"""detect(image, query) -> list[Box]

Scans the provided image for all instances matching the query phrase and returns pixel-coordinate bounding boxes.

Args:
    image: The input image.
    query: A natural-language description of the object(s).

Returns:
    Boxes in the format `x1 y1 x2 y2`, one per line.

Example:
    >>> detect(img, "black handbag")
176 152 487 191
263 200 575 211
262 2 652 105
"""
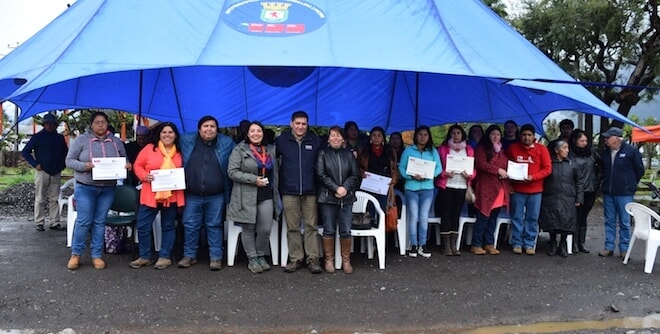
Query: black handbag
351 212 372 230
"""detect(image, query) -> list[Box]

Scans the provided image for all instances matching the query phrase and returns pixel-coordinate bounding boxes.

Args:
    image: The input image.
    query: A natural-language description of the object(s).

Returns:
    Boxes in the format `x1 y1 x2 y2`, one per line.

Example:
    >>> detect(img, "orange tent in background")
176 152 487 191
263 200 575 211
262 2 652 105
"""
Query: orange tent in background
632 125 660 143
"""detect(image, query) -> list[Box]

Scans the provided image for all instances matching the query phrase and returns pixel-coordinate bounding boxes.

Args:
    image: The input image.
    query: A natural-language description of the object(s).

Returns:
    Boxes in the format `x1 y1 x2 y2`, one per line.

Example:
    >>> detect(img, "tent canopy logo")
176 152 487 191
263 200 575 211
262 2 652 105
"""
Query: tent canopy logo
223 0 326 36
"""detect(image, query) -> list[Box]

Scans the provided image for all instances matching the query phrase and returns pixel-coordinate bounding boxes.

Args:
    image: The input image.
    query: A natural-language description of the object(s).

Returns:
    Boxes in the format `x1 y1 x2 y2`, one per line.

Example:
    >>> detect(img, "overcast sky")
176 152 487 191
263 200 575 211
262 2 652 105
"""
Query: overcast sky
0 0 73 57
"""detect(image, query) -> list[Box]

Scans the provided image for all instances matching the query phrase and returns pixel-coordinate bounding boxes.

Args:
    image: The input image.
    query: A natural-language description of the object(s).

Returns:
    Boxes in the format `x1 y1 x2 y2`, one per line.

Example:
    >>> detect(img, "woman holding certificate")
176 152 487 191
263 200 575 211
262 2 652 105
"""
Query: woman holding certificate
227 121 279 274
398 126 442 258
435 124 475 256
471 125 511 255
65 111 131 270
357 126 399 215
129 122 185 270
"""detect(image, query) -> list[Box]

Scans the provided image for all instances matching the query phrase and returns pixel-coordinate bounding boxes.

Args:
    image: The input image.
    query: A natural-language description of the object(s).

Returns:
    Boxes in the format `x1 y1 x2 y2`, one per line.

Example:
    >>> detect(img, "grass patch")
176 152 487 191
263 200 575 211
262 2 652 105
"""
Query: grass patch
0 167 74 190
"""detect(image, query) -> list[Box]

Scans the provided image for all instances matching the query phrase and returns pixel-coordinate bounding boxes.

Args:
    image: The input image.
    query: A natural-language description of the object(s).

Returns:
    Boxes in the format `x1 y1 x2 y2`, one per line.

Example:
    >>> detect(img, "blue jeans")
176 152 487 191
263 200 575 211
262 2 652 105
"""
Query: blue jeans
406 189 434 247
510 192 541 250
472 207 501 247
71 183 116 258
182 193 225 261
320 203 353 239
603 194 632 252
136 204 178 260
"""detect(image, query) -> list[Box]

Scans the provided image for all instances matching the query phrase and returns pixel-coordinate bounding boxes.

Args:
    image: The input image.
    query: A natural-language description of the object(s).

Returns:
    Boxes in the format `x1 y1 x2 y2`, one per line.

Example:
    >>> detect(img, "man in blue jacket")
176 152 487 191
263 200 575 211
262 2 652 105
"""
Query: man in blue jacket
599 127 644 258
178 115 235 271
21 113 68 231
276 111 323 273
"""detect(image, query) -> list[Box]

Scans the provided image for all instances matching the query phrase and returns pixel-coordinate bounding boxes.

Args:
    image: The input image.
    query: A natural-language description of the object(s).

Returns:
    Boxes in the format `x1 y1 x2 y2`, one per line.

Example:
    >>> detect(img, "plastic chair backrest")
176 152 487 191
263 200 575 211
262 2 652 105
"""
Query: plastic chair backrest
353 191 371 213
625 202 660 239
110 185 139 213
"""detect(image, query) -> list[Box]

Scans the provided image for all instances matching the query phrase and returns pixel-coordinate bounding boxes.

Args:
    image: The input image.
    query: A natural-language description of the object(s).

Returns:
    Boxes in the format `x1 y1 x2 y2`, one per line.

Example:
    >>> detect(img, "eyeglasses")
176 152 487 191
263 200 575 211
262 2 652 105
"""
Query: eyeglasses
93 120 108 125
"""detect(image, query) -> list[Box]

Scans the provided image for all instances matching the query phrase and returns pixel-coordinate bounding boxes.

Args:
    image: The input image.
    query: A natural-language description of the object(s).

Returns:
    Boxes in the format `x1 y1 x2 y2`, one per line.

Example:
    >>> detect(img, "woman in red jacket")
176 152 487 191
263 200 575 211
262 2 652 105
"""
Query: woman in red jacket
471 125 511 255
130 122 185 270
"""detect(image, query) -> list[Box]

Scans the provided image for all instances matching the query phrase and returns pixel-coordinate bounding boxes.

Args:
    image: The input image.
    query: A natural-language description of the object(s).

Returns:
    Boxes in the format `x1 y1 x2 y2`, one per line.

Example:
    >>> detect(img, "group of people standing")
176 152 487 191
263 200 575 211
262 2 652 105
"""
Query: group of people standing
20 110 644 273
389 118 643 262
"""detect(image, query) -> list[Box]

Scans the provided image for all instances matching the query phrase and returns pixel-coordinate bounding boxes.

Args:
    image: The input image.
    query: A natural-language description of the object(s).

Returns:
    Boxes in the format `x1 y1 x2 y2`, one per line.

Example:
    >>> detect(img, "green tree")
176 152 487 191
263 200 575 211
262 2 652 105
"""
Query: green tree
627 115 659 169
62 109 135 139
513 0 659 138
483 0 509 19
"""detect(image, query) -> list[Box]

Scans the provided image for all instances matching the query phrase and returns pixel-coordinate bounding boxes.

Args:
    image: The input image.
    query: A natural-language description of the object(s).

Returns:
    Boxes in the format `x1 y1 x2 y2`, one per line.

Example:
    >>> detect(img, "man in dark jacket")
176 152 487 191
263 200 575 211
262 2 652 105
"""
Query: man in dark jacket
599 127 644 258
276 111 323 273
21 113 68 231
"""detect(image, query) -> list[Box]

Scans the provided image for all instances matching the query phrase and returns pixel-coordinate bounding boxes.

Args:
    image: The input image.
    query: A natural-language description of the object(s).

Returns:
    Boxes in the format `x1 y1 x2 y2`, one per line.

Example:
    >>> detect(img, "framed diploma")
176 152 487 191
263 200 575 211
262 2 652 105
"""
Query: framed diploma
151 168 186 191
445 155 474 175
406 156 436 179
360 171 392 195
92 157 127 180
507 161 528 181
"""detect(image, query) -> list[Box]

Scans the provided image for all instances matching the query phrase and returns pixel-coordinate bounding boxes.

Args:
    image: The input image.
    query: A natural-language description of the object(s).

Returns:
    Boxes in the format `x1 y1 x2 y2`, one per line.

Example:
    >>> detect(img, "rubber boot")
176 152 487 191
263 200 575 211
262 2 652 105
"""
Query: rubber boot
450 233 461 256
322 237 335 273
340 238 353 274
547 240 557 256
547 232 557 256
441 234 452 256
558 239 568 258
577 227 590 253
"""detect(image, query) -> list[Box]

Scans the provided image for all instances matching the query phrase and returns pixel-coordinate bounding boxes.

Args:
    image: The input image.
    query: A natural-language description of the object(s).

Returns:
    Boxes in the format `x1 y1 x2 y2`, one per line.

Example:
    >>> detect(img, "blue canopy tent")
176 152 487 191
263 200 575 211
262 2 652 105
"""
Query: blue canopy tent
0 0 635 133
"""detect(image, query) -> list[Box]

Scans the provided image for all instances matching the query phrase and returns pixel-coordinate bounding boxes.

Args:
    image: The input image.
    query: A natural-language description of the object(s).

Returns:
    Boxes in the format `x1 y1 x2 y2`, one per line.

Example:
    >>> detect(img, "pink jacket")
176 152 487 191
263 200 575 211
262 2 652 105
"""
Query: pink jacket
434 143 476 189
134 143 185 208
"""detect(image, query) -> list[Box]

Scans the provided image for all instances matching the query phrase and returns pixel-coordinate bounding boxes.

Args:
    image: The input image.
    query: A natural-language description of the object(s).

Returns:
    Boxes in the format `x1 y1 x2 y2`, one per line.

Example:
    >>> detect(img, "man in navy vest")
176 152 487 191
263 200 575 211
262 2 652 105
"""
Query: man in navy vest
22 113 68 231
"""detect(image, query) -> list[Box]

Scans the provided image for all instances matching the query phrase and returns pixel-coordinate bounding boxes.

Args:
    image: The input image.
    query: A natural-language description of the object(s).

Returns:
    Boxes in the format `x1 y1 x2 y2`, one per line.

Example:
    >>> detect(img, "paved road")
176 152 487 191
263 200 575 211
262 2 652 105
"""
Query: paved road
0 204 658 333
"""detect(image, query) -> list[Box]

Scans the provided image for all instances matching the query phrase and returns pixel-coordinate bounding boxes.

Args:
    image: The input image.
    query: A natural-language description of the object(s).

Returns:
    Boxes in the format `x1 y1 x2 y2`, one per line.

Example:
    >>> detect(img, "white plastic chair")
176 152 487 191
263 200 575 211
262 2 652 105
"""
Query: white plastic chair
226 219 279 267
428 201 442 246
494 210 512 249
152 212 162 252
334 191 386 269
66 193 161 250
58 178 75 221
66 195 77 247
623 202 660 274
455 204 477 250
393 189 407 255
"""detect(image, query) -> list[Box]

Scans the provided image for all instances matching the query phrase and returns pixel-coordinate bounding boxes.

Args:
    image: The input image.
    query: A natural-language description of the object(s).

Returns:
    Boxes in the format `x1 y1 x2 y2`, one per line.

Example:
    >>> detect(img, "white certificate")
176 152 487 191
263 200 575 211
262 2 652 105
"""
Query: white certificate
445 155 474 175
507 161 529 181
91 157 127 180
406 156 437 179
360 171 392 195
151 168 186 191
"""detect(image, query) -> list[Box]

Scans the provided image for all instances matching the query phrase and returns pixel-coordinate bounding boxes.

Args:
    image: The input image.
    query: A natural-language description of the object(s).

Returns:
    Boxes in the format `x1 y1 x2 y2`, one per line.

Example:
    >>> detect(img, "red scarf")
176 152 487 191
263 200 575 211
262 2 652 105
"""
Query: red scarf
371 145 383 157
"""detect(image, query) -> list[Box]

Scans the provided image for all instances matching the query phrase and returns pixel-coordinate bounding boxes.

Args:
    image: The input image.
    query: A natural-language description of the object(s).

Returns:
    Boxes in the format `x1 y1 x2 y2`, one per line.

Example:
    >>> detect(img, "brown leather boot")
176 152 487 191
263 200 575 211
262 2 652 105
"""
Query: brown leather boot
92 258 106 270
483 244 500 255
322 237 335 273
441 234 452 256
67 255 80 270
471 246 486 255
449 234 461 256
340 238 353 274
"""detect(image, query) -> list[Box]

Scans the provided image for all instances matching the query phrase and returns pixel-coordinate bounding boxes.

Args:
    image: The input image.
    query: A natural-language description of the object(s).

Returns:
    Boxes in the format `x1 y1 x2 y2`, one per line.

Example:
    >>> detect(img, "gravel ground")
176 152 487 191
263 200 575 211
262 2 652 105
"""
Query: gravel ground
0 182 36 219
0 181 74 220
1 181 658 333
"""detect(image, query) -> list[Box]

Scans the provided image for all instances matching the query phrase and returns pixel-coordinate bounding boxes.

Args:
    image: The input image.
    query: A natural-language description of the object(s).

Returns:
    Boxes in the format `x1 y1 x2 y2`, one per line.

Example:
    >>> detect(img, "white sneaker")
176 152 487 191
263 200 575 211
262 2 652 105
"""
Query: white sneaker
418 246 432 258
408 246 418 258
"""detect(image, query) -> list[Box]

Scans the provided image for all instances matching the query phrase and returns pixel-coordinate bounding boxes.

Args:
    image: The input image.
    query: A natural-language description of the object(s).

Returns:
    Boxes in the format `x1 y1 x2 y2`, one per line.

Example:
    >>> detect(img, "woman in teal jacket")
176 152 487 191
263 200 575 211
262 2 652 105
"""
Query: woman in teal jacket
398 126 442 258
